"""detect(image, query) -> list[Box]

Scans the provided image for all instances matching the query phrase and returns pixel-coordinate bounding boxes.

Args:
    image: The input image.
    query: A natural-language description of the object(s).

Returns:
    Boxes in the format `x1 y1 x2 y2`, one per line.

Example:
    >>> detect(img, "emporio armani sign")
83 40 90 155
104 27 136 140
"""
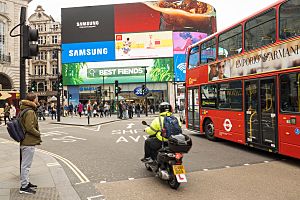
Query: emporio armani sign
76 21 100 29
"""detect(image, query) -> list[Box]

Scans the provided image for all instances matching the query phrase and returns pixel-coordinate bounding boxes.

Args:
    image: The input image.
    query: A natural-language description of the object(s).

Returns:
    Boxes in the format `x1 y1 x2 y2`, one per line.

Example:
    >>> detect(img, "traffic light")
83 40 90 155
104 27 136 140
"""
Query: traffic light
97 86 102 97
31 81 37 92
103 90 108 96
142 84 146 95
58 75 63 90
114 80 119 94
69 94 72 99
21 24 39 59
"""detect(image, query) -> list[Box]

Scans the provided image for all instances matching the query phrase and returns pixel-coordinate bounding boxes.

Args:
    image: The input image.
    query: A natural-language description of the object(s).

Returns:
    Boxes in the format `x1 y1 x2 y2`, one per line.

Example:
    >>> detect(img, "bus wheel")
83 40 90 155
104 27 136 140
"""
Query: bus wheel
204 120 216 141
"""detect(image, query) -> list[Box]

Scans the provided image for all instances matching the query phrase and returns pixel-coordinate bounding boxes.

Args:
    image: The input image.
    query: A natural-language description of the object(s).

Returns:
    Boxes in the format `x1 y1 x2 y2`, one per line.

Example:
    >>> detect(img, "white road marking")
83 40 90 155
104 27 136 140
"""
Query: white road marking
47 162 61 167
80 125 101 132
0 138 90 184
87 195 104 200
128 178 135 180
100 181 107 184
127 123 135 129
52 136 87 143
37 149 90 184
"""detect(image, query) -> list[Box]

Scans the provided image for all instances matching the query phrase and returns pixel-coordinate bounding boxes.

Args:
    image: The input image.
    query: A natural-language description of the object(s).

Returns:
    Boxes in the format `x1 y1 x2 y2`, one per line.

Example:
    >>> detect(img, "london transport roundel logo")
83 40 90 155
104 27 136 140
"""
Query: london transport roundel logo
223 119 232 132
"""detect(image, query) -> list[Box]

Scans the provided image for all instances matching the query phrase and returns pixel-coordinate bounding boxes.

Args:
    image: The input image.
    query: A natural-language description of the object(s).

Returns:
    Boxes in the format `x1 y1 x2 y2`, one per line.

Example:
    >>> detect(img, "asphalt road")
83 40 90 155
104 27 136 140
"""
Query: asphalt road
0 117 299 200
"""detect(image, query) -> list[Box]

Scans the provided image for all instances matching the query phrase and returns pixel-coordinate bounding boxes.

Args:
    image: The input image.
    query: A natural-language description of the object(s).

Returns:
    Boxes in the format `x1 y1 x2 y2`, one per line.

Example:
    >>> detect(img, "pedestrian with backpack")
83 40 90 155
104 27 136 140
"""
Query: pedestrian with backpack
19 93 41 194
141 102 182 162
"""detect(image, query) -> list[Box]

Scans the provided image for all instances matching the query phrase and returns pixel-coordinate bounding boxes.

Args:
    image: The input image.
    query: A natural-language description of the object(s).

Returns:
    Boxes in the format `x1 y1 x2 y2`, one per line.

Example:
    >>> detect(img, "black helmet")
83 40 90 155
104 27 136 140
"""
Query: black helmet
159 102 172 113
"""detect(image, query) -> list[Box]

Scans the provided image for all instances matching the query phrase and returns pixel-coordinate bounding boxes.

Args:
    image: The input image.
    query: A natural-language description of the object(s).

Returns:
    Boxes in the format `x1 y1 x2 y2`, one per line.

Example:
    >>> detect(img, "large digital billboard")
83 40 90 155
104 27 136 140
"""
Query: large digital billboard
62 58 174 85
62 41 115 63
61 5 115 43
114 1 216 34
115 31 173 60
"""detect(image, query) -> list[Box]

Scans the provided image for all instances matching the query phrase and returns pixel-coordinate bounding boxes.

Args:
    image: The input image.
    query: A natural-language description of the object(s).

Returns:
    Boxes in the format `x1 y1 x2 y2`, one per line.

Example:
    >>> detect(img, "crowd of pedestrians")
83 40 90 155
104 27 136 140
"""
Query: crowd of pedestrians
1 100 161 125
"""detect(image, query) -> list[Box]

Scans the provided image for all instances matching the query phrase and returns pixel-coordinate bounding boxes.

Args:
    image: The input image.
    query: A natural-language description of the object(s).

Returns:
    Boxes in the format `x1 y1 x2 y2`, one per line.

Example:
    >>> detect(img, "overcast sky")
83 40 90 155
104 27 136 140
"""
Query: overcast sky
28 0 279 32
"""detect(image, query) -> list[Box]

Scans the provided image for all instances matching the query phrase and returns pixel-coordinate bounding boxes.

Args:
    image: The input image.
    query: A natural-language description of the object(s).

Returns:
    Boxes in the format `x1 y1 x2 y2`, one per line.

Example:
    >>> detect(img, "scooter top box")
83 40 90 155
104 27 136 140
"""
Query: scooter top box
168 134 192 153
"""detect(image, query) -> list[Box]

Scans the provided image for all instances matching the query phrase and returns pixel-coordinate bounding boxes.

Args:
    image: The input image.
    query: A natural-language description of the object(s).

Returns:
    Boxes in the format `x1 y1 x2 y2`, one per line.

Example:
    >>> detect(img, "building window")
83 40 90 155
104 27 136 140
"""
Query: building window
37 24 43 32
35 65 46 76
0 21 4 57
38 82 44 92
0 1 7 13
52 64 58 75
52 35 58 44
38 51 46 60
52 24 59 30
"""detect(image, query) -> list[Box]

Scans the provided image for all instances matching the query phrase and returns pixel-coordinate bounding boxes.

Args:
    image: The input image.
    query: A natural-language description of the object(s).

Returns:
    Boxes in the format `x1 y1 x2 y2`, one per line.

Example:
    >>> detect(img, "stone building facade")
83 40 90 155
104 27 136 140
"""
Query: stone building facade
27 5 61 101
0 0 31 91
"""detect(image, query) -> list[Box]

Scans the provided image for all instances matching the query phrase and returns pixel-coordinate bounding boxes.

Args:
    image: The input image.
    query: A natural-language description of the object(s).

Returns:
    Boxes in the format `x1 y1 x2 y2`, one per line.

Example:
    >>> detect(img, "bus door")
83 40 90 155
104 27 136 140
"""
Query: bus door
187 87 200 131
245 77 277 151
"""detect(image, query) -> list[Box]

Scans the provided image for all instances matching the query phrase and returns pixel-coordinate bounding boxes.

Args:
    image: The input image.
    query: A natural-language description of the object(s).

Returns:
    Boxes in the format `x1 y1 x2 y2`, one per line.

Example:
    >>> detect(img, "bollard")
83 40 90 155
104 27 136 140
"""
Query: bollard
88 115 90 125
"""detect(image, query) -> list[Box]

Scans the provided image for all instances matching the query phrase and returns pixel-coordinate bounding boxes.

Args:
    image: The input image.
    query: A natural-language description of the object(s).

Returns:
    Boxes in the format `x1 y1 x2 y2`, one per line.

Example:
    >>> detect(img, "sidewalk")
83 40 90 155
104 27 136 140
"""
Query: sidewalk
48 113 157 126
48 114 121 126
0 138 80 200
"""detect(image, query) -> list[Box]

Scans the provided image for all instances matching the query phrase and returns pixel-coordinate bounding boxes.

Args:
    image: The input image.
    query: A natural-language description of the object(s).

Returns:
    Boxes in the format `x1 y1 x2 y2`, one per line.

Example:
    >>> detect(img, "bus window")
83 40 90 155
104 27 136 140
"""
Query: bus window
200 38 216 64
188 46 199 69
218 25 242 59
280 73 300 113
245 9 276 51
218 81 242 110
279 0 300 40
201 84 217 108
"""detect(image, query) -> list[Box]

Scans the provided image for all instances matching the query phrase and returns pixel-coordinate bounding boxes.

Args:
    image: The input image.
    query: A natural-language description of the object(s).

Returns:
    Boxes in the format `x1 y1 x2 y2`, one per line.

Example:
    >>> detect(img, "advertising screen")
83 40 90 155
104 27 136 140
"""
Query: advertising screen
62 41 115 64
174 54 187 82
62 58 174 85
173 32 207 54
173 32 207 82
114 3 161 33
115 1 216 34
61 5 115 43
115 31 173 60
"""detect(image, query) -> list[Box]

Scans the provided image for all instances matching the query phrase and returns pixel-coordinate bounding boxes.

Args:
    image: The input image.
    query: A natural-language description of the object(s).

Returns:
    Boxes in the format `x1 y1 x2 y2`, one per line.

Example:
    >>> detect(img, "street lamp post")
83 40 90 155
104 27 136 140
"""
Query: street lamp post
173 74 177 113
102 76 105 104
144 67 148 117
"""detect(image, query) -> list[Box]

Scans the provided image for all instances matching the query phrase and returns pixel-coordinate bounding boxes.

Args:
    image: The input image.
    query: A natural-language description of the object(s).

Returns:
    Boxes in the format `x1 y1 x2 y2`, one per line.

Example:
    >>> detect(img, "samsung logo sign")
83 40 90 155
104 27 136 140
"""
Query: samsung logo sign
69 48 108 57
76 21 99 29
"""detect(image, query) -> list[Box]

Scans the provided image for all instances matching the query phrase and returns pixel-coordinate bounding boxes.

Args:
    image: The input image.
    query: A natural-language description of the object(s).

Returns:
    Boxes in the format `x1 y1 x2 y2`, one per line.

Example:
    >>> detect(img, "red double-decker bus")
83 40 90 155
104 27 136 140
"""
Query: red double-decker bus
185 0 300 159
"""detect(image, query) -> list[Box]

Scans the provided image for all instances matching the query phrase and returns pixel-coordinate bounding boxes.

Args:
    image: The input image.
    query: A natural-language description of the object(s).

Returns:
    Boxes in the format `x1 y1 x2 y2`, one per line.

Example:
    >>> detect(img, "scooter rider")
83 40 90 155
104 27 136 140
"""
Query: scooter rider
141 102 182 162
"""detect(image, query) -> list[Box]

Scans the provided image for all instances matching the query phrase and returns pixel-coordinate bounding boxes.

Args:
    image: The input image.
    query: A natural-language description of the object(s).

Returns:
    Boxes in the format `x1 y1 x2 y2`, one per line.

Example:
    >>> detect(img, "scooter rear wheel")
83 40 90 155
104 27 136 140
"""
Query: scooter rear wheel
168 167 180 190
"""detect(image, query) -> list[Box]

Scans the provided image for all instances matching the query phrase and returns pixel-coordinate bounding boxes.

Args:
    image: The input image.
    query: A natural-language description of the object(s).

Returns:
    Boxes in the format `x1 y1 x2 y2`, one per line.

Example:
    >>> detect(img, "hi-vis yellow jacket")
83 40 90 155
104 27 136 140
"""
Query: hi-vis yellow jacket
145 111 182 141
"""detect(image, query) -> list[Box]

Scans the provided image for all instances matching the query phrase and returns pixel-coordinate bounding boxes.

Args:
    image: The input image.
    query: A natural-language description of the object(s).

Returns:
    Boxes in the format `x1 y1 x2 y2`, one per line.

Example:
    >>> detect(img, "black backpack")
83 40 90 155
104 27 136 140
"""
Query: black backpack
6 108 32 142
160 115 182 138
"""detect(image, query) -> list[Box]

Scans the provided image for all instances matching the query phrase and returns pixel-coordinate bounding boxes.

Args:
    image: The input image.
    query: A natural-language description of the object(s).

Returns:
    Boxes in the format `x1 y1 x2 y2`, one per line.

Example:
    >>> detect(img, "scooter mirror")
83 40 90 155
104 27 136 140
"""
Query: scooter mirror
142 121 148 125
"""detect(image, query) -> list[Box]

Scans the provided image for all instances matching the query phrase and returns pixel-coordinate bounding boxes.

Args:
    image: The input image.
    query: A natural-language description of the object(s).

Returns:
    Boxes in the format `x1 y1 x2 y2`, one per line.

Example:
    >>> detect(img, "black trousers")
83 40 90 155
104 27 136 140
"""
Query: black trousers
144 137 162 160
4 116 10 124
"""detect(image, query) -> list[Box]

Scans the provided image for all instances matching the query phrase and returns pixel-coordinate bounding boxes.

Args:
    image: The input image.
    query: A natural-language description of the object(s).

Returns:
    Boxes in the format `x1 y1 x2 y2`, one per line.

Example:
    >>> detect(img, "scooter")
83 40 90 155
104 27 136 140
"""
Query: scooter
141 121 192 190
